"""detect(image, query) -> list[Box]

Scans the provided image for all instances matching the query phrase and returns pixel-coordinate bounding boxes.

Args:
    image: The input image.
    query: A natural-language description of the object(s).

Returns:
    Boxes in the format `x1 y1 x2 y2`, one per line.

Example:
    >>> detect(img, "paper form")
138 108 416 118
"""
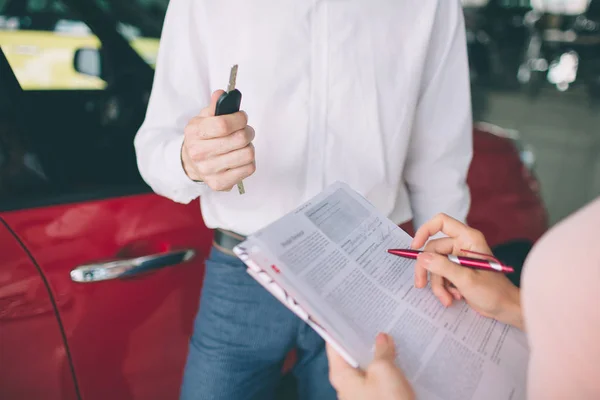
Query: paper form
235 182 528 400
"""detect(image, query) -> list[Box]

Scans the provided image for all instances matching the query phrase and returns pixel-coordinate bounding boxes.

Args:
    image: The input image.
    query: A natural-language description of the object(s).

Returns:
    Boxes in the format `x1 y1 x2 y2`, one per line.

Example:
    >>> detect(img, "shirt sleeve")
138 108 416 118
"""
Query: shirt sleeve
403 0 473 229
134 0 210 204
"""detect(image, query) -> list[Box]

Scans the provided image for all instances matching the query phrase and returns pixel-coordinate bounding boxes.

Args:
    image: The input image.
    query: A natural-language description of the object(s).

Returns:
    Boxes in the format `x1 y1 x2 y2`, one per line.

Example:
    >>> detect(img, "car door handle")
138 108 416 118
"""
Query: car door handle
70 249 196 283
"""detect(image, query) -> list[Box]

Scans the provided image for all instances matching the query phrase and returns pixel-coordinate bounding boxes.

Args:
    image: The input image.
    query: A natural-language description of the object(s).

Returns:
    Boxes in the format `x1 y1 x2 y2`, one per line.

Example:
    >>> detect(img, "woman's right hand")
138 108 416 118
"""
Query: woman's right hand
411 214 524 330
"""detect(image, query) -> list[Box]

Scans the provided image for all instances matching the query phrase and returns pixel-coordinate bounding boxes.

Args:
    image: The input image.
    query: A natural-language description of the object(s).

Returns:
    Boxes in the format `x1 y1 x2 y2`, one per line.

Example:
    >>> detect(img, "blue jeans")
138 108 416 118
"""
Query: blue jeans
180 247 337 400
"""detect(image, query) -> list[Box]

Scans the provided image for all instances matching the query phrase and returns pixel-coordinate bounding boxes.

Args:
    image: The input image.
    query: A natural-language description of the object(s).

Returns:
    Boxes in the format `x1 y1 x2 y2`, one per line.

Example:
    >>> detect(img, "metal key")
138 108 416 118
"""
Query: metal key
227 64 238 93
215 65 245 195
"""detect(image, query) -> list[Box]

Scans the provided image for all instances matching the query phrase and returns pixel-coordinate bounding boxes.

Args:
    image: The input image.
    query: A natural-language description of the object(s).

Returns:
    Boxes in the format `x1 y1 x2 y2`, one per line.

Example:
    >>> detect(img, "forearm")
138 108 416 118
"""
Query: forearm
498 286 526 331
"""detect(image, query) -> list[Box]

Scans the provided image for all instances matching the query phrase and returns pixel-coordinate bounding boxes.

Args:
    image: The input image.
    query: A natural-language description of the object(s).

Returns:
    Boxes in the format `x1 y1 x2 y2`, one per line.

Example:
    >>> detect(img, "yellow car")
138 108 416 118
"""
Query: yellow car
0 0 161 90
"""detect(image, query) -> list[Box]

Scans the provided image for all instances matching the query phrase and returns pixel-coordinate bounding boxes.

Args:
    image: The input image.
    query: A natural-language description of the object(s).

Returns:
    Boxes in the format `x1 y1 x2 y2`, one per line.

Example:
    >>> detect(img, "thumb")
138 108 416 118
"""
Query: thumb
373 333 396 361
199 90 226 117
417 252 467 287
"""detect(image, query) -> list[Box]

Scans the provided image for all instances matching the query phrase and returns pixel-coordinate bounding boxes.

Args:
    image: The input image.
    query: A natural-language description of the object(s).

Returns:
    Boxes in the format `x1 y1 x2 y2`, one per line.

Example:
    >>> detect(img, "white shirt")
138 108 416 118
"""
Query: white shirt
135 0 472 236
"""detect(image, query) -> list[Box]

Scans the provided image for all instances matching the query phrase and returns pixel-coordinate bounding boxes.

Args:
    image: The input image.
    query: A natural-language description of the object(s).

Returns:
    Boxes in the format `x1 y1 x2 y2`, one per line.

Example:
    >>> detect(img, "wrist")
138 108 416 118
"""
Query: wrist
180 143 201 182
498 286 525 331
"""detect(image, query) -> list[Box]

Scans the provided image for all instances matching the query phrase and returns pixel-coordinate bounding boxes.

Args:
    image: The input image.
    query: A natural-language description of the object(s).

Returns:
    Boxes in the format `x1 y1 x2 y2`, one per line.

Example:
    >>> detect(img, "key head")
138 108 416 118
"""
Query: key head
215 89 242 116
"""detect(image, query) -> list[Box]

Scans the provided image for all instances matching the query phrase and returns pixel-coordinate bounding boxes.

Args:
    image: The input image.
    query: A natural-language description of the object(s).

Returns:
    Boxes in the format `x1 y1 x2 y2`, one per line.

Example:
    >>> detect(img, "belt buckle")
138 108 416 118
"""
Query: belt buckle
213 229 245 256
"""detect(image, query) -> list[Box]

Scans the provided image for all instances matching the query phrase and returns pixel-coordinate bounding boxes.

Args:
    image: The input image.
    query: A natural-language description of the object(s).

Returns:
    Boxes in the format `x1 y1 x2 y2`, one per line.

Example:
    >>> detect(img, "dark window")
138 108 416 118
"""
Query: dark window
0 49 55 204
0 0 166 90
0 0 168 210
0 45 149 211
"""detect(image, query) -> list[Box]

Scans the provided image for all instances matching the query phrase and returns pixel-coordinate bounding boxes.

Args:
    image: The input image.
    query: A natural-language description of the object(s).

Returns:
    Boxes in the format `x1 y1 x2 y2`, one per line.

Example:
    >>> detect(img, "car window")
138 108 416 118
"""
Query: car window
0 37 150 212
0 0 165 210
0 0 165 90
0 50 54 203
0 114 51 201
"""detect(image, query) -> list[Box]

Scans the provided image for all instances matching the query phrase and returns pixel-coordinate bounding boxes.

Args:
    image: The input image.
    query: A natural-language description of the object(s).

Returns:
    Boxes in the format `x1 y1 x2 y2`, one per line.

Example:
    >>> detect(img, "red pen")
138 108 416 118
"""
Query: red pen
387 249 514 274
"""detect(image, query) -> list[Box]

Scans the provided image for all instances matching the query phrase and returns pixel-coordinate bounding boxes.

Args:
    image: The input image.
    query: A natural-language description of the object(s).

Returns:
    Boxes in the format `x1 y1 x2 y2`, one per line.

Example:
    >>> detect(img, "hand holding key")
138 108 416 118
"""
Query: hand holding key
181 66 255 192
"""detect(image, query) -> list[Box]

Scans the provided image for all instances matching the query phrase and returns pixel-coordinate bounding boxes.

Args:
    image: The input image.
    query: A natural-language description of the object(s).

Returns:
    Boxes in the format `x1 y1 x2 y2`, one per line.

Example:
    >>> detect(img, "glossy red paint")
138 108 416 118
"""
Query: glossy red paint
0 220 78 400
1 195 213 400
467 125 548 248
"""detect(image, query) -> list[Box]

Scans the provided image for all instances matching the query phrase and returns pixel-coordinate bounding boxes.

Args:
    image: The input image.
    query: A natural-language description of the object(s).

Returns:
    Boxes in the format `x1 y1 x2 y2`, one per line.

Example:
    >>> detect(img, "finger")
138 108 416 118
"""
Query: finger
414 263 428 289
444 278 461 298
187 111 248 140
369 335 410 388
181 144 203 180
411 213 468 250
423 237 455 255
447 285 463 300
431 272 453 307
417 252 469 289
205 126 255 157
416 237 455 288
198 144 255 175
203 162 256 191
199 90 226 117
326 344 363 390
326 344 355 373
373 333 396 361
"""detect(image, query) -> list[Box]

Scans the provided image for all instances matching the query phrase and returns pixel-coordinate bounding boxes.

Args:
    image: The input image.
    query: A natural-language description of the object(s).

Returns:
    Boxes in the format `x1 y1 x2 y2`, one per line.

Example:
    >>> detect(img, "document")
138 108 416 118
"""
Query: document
234 182 529 400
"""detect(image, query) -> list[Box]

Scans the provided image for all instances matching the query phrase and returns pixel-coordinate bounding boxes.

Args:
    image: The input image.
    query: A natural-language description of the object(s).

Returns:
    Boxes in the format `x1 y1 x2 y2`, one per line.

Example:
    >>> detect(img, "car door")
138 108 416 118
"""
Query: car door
0 32 211 400
0 221 79 400
2 195 211 400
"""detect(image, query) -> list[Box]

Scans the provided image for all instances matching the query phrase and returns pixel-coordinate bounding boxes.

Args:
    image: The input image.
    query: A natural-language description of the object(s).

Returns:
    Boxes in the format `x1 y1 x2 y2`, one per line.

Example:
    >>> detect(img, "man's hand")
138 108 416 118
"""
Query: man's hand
327 333 415 400
181 90 256 191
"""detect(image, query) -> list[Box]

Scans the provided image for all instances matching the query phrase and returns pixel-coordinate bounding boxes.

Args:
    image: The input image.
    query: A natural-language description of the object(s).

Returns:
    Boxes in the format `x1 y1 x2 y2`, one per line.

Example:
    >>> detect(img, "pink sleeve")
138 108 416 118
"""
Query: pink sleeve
521 198 600 399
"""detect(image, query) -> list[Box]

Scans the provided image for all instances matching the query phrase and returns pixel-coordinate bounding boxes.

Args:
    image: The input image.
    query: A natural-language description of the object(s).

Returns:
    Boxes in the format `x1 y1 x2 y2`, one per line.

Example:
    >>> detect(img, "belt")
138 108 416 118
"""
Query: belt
213 229 246 256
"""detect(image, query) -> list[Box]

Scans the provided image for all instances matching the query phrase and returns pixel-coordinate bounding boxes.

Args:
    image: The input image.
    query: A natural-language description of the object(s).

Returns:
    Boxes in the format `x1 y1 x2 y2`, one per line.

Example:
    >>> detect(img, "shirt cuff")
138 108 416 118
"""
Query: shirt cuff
164 135 207 203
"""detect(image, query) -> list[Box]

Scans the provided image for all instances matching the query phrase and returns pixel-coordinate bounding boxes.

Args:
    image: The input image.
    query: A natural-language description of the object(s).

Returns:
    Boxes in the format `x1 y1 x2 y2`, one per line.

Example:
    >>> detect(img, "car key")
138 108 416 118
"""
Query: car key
215 65 245 195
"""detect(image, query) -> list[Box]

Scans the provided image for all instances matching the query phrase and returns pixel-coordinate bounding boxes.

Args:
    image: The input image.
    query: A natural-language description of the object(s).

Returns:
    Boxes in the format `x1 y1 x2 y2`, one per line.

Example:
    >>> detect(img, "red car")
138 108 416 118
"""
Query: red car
0 3 547 400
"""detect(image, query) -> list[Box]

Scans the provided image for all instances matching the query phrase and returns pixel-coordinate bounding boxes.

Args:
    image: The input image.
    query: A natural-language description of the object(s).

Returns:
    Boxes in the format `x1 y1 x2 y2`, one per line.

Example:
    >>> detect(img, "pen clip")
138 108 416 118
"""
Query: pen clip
459 249 503 265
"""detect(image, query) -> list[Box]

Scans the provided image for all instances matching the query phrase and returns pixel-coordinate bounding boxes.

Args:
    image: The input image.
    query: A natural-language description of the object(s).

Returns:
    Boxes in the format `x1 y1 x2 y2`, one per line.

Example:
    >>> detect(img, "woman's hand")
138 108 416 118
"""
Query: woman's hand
412 214 524 330
327 333 415 400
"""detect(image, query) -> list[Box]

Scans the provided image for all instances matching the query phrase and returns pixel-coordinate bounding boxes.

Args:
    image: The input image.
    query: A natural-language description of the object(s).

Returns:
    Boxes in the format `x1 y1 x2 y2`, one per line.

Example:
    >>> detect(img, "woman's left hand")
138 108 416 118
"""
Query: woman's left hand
326 333 415 400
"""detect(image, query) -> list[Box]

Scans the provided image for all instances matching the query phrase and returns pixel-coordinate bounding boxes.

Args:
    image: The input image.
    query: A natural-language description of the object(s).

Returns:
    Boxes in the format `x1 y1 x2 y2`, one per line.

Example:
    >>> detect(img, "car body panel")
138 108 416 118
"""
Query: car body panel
1 195 212 400
467 124 548 247
0 219 78 400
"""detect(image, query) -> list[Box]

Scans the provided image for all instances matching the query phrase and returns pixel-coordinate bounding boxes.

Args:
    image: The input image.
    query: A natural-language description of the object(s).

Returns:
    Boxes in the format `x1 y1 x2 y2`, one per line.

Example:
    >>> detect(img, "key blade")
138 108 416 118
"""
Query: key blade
226 64 244 195
237 181 245 195
227 64 238 92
